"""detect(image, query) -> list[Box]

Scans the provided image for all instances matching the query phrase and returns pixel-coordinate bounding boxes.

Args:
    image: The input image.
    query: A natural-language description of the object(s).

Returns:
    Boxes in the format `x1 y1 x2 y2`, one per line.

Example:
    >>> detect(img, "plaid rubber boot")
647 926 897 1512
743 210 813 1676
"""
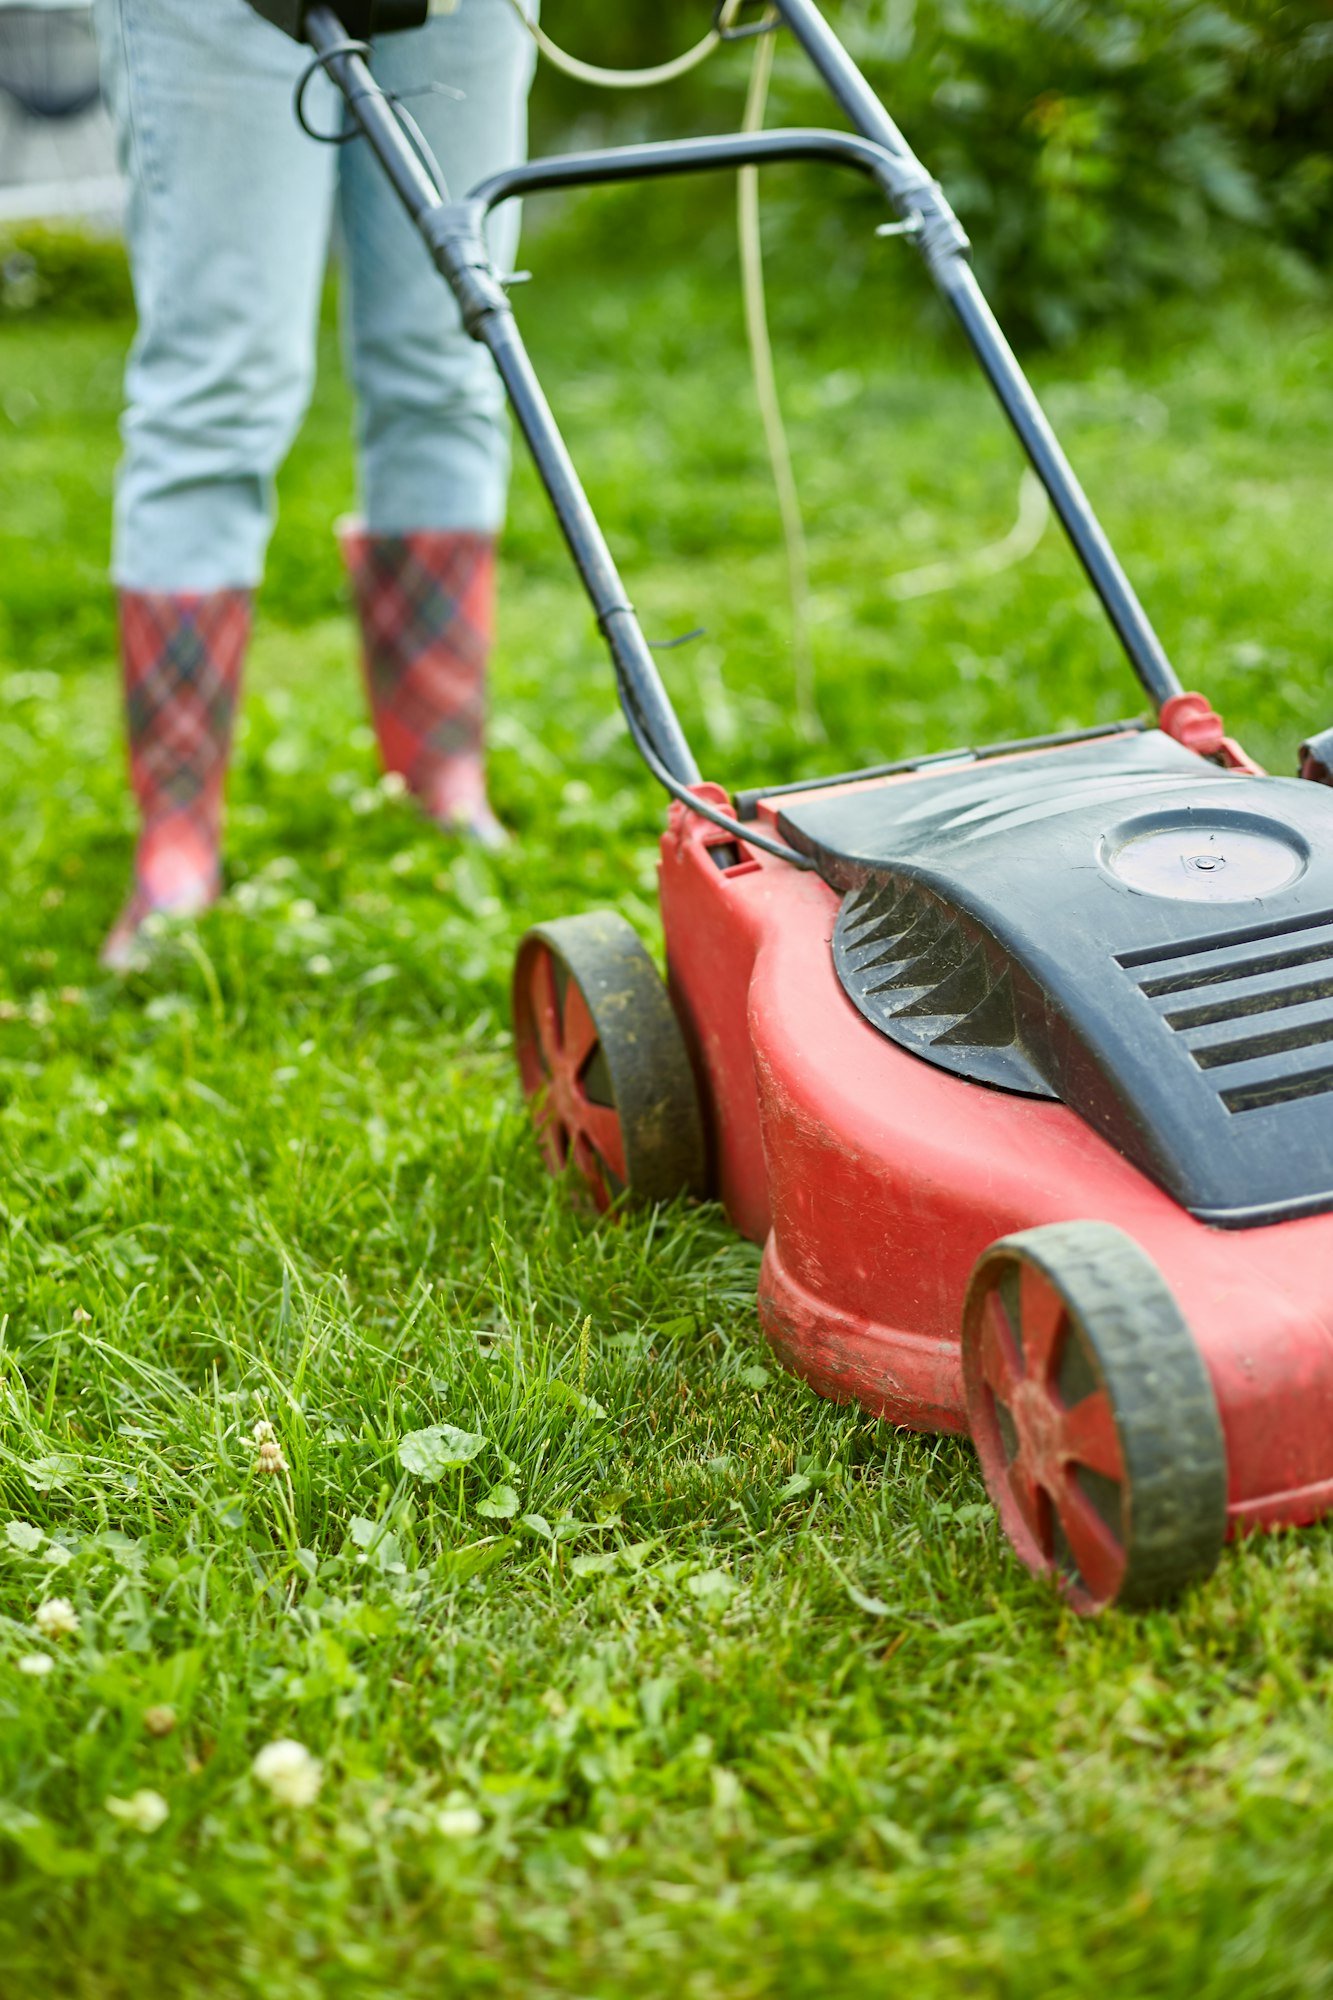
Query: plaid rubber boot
101 590 250 972
339 525 505 847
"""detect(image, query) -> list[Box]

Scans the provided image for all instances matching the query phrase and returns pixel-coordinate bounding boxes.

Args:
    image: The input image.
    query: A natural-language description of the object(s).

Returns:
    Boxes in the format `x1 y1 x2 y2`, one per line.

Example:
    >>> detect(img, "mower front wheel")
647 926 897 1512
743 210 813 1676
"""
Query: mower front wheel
962 1221 1227 1613
512 911 706 1213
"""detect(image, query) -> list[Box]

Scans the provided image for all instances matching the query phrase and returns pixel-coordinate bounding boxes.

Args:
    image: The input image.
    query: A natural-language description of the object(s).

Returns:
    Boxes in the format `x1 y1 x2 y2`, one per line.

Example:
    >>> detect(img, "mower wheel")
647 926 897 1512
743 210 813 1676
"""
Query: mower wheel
512 911 706 1213
962 1222 1227 1613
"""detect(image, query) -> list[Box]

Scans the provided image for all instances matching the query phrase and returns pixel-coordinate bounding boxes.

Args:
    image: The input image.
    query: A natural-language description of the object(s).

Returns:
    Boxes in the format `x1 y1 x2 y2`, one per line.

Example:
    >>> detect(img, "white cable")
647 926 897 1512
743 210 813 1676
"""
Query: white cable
737 18 822 740
485 0 743 91
886 467 1050 601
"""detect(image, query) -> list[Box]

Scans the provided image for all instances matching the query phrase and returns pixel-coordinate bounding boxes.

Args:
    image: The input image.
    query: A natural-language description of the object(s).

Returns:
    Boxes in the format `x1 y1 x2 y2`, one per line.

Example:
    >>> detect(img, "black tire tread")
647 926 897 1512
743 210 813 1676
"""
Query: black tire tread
519 911 706 1206
980 1221 1228 1608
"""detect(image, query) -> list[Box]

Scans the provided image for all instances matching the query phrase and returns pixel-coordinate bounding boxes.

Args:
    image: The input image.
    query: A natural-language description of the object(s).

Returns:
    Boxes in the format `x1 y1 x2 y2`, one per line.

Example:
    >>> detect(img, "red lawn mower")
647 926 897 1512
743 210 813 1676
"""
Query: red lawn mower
263 0 1333 1612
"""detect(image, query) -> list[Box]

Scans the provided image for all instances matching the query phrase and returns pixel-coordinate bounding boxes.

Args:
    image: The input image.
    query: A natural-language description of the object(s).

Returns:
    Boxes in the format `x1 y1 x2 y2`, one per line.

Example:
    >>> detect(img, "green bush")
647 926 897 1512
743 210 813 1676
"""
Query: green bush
1227 0 1333 259
0 224 132 322
823 0 1331 339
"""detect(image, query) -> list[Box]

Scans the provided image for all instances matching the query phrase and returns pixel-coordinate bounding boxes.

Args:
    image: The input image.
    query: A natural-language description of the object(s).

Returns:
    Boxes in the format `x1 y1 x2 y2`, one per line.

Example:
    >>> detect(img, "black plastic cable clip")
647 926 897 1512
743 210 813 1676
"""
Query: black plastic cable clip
648 627 705 652
713 2 780 41
595 602 638 637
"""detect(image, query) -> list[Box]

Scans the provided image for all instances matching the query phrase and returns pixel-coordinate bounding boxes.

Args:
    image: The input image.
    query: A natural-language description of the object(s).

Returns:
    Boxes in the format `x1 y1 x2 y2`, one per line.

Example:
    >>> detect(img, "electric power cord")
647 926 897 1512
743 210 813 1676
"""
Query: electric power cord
429 0 743 90
737 13 821 740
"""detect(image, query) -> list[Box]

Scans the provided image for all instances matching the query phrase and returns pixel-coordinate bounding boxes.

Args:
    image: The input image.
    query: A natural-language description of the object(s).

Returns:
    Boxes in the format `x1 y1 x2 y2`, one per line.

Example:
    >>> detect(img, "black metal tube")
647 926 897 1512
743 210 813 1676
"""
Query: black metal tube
771 0 918 161
302 4 701 787
470 127 923 214
772 0 1184 709
734 716 1147 818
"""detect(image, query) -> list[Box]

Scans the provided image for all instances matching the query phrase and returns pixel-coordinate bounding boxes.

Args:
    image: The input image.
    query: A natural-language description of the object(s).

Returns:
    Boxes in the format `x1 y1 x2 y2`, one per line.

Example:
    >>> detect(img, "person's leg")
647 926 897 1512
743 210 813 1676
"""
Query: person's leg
337 0 536 842
92 0 337 963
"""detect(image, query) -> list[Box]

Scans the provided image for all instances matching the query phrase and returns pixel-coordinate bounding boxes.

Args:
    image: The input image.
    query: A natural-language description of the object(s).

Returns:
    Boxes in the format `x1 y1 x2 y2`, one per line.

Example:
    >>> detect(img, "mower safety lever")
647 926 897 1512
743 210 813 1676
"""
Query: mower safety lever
467 127 948 244
297 0 1191 827
464 118 1184 719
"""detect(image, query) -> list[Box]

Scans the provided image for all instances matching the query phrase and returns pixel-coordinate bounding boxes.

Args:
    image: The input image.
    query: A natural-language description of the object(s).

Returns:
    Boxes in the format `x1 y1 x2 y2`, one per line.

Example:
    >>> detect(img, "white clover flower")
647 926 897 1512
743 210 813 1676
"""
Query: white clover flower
34 1597 80 1641
252 1738 322 1807
435 1803 483 1840
17 1653 54 1677
105 1789 169 1834
143 1705 177 1738
250 1419 289 1477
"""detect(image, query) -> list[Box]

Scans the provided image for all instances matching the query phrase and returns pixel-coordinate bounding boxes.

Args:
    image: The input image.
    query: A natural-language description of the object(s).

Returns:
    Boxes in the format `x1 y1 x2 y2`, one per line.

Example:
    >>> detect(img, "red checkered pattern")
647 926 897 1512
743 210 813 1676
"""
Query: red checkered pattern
340 527 498 830
102 590 250 969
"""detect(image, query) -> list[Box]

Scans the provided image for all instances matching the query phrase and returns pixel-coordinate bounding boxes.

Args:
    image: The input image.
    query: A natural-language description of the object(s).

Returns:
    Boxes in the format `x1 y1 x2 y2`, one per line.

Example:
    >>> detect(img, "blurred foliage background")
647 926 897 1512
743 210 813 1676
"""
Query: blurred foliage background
527 0 1333 343
2 1 1329 343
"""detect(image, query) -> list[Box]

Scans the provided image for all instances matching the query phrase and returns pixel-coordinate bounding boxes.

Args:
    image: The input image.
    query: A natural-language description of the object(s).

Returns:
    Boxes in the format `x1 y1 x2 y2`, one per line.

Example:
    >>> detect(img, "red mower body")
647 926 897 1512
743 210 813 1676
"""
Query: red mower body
658 758 1333 1543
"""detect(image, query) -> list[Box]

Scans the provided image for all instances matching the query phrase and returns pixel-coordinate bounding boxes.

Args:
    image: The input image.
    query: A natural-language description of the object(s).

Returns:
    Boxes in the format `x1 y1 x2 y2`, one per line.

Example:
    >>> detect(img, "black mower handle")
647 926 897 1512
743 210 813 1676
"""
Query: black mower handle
468 127 942 222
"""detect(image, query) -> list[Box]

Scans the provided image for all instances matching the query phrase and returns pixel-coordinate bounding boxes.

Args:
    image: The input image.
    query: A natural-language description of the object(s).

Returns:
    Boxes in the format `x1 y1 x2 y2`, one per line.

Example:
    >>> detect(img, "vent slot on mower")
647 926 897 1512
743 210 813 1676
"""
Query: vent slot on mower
836 877 1051 1098
1118 911 1333 1118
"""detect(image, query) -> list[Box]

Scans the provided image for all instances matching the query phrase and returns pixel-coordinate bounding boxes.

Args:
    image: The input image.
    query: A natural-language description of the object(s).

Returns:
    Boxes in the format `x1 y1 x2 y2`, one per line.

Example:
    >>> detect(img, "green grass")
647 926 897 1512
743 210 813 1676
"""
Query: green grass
1 196 1332 1997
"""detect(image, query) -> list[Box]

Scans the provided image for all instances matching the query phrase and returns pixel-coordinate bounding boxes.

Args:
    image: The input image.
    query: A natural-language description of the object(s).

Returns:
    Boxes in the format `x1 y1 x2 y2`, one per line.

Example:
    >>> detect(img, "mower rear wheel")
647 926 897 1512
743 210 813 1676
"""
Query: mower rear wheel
512 911 705 1212
962 1222 1227 1613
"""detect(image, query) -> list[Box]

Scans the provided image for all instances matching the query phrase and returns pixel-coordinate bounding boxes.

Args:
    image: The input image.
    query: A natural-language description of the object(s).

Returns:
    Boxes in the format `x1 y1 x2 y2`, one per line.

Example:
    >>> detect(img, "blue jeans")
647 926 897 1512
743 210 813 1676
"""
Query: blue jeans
92 0 536 591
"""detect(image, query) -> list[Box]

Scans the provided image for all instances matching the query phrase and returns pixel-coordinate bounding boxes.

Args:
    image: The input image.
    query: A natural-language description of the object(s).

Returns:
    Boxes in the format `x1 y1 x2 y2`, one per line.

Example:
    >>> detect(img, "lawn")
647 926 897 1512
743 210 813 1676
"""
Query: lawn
1 178 1332 1998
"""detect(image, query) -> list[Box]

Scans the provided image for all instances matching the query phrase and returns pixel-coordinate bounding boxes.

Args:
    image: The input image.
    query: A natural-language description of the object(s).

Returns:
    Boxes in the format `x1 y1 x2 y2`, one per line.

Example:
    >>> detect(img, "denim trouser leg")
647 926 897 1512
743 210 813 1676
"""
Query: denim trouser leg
340 0 537 537
93 0 337 590
93 0 533 591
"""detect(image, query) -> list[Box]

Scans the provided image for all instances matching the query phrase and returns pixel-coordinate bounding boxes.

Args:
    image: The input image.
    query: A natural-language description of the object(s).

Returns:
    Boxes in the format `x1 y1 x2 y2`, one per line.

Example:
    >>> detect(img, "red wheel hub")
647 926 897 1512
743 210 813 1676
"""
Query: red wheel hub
514 941 626 1211
970 1261 1128 1612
